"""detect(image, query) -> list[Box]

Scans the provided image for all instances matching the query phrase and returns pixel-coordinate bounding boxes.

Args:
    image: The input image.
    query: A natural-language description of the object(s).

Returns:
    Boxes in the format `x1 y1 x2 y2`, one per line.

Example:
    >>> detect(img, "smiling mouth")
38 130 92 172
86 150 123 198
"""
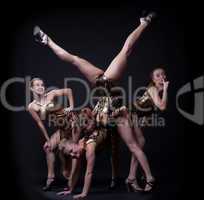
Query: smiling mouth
72 155 79 159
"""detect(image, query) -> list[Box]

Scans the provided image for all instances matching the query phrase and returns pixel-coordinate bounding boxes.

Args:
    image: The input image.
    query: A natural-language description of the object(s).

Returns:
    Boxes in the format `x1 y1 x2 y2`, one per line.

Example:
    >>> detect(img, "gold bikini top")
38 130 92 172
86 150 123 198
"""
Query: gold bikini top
134 89 155 112
34 100 55 120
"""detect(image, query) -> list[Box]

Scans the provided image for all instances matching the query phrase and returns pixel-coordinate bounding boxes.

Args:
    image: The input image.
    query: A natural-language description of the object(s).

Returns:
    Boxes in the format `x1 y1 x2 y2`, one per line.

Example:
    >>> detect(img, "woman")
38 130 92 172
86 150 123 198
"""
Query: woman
58 108 112 199
33 12 156 192
28 77 78 191
125 68 169 191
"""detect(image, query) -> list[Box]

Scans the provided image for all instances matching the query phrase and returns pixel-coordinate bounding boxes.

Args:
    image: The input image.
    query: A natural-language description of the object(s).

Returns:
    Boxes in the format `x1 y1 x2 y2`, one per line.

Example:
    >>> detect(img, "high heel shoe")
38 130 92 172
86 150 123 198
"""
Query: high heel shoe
33 26 48 45
140 12 157 25
42 177 55 191
125 178 143 192
143 178 156 193
109 178 120 190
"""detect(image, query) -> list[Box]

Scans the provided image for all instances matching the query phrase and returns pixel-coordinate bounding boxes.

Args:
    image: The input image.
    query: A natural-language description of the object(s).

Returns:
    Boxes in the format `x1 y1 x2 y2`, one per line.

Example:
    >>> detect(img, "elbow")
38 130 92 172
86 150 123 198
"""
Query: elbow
64 88 72 94
37 120 42 126
86 171 93 177
158 104 167 111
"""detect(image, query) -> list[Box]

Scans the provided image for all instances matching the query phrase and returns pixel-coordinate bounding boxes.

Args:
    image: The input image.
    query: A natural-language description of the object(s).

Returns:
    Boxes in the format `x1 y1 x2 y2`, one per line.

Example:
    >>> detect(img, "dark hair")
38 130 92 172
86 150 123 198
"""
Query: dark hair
30 77 44 88
148 68 165 87
80 107 94 119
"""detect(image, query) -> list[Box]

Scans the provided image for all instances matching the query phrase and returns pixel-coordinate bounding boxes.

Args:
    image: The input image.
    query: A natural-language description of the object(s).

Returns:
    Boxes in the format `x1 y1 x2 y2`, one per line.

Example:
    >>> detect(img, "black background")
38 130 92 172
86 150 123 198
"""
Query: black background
1 1 203 200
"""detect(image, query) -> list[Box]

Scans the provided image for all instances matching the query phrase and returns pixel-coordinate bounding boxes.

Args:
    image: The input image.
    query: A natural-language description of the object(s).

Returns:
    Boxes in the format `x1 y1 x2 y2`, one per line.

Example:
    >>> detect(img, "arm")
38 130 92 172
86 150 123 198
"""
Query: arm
69 158 82 192
50 88 74 110
28 104 49 141
74 144 96 199
72 125 81 143
148 82 169 111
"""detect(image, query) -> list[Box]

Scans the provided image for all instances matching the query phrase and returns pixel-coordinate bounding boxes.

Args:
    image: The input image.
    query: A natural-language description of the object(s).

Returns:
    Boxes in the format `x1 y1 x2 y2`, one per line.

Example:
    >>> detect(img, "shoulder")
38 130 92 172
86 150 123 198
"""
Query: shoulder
47 88 72 96
147 86 158 96
27 101 35 111
46 89 57 96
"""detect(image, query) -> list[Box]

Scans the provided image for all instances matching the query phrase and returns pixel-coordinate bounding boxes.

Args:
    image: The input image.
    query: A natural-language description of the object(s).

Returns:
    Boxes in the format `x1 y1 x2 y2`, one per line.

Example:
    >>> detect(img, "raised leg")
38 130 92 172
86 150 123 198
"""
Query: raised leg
48 38 104 84
33 26 104 85
104 14 154 82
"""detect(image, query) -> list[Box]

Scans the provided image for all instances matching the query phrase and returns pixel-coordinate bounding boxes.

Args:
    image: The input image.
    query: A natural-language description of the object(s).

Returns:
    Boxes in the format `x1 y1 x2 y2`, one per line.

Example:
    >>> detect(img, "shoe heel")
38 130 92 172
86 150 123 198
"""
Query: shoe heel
125 180 133 193
126 182 131 192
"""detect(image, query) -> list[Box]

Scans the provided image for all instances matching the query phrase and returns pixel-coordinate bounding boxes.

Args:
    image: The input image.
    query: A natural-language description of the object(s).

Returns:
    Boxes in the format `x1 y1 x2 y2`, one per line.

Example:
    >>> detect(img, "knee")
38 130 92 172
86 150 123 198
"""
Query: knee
128 143 143 156
62 170 70 179
139 137 145 147
86 171 94 177
57 50 68 60
45 148 53 154
122 44 132 57
72 55 81 65
120 106 129 116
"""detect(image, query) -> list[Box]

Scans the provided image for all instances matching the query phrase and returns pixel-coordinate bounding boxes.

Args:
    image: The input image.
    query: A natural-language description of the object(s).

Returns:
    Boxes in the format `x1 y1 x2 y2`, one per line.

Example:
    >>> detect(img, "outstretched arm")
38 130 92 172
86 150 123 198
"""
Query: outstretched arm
49 88 74 110
28 104 49 141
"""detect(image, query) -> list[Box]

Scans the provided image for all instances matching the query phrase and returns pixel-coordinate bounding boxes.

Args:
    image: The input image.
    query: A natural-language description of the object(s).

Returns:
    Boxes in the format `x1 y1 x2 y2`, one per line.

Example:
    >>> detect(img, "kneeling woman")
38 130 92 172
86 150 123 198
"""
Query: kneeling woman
58 108 109 199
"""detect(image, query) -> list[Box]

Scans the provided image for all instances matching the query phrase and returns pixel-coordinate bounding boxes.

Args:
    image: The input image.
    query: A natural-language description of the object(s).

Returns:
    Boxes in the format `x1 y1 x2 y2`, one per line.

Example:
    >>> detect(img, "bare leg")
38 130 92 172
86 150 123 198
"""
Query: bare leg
46 151 56 180
116 110 153 182
110 133 120 181
128 113 145 181
47 37 104 84
104 18 149 82
127 128 145 191
43 130 61 190
59 152 72 179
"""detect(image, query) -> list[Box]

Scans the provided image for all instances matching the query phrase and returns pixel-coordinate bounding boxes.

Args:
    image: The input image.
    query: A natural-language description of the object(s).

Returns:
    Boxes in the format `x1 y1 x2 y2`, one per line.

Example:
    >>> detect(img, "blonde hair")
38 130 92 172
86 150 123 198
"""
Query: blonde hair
30 77 44 88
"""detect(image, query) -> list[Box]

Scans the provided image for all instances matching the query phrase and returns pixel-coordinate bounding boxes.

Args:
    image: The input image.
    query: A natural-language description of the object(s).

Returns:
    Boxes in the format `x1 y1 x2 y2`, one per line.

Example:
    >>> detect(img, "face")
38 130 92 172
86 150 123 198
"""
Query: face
66 143 82 159
152 68 166 87
31 79 45 95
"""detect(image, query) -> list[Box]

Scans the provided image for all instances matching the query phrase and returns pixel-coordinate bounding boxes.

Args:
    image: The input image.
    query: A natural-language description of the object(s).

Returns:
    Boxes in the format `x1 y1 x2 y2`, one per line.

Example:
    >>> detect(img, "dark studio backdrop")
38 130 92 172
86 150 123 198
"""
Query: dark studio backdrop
1 1 203 200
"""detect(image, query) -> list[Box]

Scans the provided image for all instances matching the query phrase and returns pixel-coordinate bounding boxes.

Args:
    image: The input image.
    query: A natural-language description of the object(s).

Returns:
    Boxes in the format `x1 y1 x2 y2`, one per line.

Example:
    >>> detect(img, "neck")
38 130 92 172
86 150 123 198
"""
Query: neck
155 83 163 92
79 139 85 150
33 93 45 103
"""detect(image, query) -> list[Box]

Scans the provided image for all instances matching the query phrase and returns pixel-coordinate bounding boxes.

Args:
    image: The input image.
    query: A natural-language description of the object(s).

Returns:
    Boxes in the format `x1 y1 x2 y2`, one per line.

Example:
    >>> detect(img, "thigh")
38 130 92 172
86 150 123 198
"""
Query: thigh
49 130 61 150
104 50 128 81
116 116 136 145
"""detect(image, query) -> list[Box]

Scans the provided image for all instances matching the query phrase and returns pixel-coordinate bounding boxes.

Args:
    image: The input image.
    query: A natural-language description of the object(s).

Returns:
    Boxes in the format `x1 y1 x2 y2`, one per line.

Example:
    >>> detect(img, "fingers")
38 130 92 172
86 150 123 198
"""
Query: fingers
57 190 71 196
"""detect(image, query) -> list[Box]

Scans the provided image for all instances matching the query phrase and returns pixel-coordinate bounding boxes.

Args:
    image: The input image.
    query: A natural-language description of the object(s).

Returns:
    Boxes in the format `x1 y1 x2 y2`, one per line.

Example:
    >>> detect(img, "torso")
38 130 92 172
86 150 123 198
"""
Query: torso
93 75 123 127
133 86 157 117
29 92 75 139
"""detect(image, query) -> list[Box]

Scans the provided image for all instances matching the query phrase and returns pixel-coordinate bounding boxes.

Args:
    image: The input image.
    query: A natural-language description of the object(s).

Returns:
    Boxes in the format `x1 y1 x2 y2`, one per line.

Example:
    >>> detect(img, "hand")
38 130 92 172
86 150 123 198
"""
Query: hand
64 106 73 114
57 190 71 196
58 139 66 151
112 106 126 117
162 79 169 90
73 193 87 200
43 141 51 152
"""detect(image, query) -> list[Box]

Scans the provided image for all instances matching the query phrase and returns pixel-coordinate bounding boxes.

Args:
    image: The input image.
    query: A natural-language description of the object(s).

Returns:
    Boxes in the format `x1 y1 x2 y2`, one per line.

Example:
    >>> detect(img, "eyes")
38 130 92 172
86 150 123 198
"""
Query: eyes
154 71 166 79
35 83 44 87
32 80 45 88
